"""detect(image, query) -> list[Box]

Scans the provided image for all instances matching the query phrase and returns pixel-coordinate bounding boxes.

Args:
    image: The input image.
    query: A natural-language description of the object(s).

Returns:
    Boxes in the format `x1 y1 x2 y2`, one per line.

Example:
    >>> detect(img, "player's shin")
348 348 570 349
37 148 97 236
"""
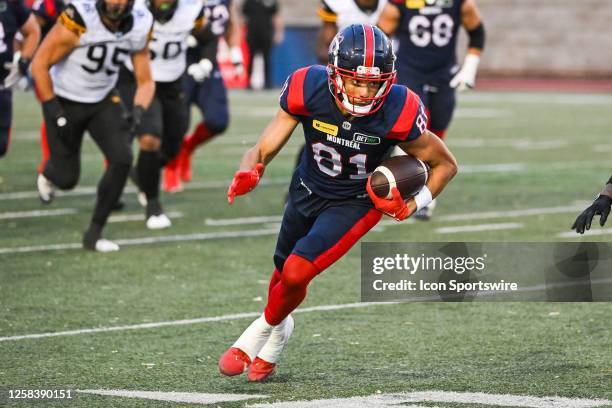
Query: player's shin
264 254 319 325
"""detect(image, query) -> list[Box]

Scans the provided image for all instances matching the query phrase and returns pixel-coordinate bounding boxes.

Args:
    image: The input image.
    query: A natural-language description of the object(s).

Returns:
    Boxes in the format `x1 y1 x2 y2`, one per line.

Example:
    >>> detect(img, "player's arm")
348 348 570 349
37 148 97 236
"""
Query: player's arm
227 109 299 203
129 43 155 130
18 14 41 61
317 22 337 64
316 1 337 64
272 4 284 44
225 0 244 76
376 2 401 36
572 175 612 233
31 19 80 101
450 0 485 91
398 130 458 214
3 3 40 89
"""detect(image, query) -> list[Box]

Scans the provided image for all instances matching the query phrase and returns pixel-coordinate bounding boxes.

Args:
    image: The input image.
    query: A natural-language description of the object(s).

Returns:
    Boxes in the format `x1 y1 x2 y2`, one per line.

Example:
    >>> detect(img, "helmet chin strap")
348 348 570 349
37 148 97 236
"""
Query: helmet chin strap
336 75 390 116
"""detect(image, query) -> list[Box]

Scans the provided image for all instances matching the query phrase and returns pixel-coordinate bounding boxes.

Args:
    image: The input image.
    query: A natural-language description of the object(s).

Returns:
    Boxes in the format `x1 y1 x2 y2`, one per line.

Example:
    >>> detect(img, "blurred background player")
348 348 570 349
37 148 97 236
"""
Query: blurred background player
316 0 387 64
117 0 206 229
31 0 66 173
162 0 243 192
378 0 485 220
32 0 155 251
0 0 40 158
241 0 282 90
572 175 612 234
219 24 457 381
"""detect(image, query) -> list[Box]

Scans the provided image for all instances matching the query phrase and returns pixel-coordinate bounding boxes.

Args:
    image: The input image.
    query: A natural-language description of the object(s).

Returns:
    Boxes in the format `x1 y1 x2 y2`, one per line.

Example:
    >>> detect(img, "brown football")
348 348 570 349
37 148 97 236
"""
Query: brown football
370 155 430 199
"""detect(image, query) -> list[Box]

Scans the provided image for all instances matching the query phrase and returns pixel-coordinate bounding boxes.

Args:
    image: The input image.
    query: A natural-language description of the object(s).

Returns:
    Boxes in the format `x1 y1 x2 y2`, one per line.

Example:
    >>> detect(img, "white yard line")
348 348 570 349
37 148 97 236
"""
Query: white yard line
0 208 78 220
459 163 526 173
435 223 523 234
206 205 586 227
0 228 280 255
557 228 612 238
0 301 392 342
248 391 612 408
0 178 289 201
0 204 588 255
3 275 612 343
77 390 268 405
449 138 567 150
108 211 183 223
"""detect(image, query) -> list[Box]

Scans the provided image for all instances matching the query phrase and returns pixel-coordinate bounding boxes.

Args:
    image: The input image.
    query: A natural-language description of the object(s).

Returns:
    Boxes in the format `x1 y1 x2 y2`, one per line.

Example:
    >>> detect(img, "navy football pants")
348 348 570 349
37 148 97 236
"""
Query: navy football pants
273 175 382 273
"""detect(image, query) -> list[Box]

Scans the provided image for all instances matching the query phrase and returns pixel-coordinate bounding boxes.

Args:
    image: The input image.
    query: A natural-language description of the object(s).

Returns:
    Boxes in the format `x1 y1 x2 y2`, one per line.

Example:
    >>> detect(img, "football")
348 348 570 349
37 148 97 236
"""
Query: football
370 154 431 199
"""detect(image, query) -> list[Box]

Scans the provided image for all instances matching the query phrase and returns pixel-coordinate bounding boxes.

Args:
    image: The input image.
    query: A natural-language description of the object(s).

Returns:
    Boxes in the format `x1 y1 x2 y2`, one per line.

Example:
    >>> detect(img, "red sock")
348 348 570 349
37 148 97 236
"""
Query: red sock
38 121 49 173
183 123 215 154
264 255 319 325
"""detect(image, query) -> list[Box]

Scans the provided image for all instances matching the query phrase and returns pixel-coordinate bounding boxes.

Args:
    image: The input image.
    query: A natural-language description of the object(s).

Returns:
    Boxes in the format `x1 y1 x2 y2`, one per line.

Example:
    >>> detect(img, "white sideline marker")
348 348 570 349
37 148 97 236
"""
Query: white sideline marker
77 390 267 405
248 391 612 408
435 222 523 234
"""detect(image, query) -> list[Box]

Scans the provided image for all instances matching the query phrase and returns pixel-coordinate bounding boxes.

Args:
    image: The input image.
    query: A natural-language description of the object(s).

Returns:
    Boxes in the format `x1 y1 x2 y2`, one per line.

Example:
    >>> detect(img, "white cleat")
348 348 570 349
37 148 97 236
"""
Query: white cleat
137 192 148 207
37 173 55 204
146 213 172 230
94 239 120 252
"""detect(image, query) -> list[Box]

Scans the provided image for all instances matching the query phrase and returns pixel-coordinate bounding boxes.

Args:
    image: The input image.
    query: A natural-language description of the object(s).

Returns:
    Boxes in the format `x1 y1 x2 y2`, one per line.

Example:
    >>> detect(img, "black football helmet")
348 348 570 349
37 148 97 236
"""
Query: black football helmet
96 0 135 23
327 23 396 116
148 0 178 23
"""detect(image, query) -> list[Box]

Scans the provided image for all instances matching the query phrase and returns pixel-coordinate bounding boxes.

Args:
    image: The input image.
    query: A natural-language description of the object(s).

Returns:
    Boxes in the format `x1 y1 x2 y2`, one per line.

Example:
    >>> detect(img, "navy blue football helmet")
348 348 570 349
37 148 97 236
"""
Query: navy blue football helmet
327 24 396 116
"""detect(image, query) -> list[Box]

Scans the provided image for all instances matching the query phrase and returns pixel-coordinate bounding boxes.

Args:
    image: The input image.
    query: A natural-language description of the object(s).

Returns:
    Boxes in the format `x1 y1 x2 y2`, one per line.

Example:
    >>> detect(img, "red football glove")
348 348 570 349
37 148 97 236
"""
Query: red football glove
366 176 410 221
227 163 265 204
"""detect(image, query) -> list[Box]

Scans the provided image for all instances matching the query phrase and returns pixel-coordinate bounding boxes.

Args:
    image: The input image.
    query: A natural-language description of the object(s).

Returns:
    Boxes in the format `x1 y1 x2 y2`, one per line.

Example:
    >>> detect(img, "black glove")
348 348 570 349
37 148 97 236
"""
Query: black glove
42 98 69 132
129 105 145 135
18 58 30 76
572 195 612 234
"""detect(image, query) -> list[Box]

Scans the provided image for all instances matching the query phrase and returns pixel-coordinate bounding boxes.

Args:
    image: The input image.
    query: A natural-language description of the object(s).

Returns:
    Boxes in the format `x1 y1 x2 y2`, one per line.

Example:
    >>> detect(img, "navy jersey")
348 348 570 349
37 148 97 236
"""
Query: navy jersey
280 65 427 200
0 0 31 82
187 0 231 65
31 0 64 38
391 0 462 84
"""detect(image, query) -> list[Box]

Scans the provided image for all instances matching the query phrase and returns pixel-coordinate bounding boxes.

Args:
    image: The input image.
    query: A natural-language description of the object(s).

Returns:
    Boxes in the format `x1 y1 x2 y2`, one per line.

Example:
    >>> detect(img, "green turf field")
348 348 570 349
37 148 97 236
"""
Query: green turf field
0 90 611 407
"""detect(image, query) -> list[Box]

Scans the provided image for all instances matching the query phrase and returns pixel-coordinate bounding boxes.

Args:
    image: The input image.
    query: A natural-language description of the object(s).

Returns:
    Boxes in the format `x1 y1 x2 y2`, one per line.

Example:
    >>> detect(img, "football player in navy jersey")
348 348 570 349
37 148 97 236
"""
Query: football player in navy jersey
218 24 457 382
378 0 484 219
0 0 40 158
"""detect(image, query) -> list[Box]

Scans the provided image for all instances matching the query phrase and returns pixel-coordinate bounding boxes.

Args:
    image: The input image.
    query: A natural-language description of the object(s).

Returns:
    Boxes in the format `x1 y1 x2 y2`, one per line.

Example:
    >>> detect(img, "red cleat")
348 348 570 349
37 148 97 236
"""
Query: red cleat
219 347 251 376
177 148 193 183
163 161 182 193
247 357 276 382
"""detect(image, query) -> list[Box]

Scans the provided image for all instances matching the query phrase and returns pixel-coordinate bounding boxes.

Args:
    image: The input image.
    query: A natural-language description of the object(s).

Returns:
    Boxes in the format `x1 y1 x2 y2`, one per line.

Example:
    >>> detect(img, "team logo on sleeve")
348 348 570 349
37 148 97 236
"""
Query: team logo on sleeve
313 120 339 137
